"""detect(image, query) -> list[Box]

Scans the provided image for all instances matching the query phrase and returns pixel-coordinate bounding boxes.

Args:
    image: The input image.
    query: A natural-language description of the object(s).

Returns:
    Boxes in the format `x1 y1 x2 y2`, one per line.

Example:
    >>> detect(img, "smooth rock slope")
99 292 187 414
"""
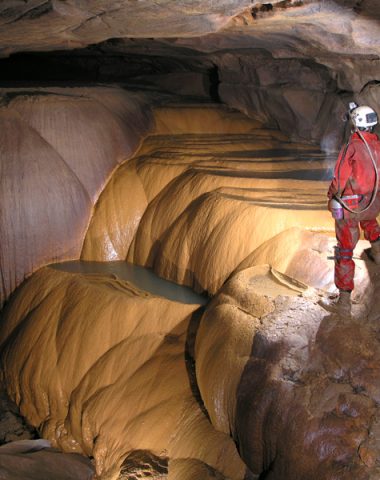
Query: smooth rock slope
0 86 153 308
0 268 245 480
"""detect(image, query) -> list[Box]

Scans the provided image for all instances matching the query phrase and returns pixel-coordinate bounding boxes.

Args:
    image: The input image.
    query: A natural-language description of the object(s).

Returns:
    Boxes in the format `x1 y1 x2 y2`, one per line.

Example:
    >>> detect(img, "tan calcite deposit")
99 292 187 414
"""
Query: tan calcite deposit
0 267 245 480
79 104 334 290
235 227 336 291
79 104 268 262
129 171 332 294
81 160 148 261
150 105 264 135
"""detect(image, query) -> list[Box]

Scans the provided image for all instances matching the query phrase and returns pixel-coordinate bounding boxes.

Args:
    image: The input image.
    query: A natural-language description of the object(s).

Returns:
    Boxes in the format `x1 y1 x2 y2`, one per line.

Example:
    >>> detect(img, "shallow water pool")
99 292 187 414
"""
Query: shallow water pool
51 260 208 305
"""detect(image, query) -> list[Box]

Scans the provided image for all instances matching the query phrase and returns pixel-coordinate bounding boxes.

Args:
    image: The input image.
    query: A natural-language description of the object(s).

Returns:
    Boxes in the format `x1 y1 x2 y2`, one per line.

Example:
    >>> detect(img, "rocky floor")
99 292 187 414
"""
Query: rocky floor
0 388 37 445
0 389 95 479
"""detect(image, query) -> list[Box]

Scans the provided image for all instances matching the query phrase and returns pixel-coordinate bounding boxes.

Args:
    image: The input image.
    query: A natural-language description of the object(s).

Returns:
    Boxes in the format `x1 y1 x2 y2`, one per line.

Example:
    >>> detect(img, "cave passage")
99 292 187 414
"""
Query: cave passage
1 1 380 479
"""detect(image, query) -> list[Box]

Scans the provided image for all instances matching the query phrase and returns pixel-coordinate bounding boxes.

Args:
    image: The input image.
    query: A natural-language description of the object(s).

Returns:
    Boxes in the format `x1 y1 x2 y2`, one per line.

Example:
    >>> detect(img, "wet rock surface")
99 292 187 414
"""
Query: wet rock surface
196 264 380 479
1 99 380 479
0 439 95 480
0 267 244 479
0 390 95 479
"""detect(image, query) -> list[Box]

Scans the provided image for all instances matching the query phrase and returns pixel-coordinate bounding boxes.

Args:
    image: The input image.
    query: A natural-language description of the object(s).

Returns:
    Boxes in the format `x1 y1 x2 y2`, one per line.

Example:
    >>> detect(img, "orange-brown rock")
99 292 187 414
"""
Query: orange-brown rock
195 264 380 479
81 105 270 262
129 169 332 295
235 227 335 290
0 267 245 480
79 104 334 292
81 159 148 262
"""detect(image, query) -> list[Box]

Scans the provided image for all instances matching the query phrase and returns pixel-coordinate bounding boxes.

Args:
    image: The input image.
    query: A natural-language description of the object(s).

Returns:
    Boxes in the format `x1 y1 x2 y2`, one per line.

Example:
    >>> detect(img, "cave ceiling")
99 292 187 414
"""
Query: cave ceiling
0 0 380 143
0 1 379 94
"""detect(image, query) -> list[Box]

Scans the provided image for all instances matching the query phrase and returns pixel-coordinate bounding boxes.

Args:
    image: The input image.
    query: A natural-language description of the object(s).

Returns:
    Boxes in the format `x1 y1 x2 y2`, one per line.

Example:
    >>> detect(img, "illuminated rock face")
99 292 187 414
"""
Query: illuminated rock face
0 267 245 480
0 87 153 308
129 176 332 295
1 97 380 479
80 104 335 295
122 106 333 295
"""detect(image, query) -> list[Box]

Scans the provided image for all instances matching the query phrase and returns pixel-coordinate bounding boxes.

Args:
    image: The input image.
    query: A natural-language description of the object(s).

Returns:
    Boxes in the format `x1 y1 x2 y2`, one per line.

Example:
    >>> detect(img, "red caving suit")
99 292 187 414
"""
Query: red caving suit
328 131 380 291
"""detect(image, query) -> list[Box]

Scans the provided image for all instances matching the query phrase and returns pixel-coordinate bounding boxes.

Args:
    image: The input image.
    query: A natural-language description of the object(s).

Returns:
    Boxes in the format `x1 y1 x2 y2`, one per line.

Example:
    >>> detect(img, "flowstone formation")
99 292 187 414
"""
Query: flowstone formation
1 98 380 479
0 267 245 480
84 104 334 295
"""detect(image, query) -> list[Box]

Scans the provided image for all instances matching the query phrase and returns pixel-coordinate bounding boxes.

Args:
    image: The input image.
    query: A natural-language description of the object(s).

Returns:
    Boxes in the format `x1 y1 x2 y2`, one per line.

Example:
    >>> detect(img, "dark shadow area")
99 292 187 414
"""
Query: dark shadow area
359 247 380 322
219 192 325 210
334 0 380 20
0 389 37 444
119 449 168 479
190 166 328 181
209 65 221 103
184 307 210 420
234 332 288 477
0 47 214 97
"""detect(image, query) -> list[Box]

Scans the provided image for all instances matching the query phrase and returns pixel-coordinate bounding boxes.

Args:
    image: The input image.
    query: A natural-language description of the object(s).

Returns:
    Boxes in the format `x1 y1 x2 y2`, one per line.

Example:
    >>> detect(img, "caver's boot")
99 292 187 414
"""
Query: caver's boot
369 238 380 265
319 290 352 318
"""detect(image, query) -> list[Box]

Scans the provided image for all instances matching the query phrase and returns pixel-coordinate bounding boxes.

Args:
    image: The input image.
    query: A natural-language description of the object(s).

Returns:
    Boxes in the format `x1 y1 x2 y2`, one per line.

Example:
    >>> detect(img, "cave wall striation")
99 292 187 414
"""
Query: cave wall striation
0 86 154 308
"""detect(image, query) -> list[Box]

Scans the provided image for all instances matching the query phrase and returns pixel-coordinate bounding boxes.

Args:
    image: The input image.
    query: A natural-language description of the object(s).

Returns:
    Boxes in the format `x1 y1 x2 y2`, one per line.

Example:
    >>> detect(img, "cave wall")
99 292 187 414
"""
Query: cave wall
1 2 380 478
0 86 154 308
3 39 374 151
214 50 347 149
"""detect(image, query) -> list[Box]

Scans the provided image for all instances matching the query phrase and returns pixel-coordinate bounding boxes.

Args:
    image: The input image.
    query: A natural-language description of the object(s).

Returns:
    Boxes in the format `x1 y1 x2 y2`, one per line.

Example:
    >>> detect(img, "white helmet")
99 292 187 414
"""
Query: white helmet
350 105 378 129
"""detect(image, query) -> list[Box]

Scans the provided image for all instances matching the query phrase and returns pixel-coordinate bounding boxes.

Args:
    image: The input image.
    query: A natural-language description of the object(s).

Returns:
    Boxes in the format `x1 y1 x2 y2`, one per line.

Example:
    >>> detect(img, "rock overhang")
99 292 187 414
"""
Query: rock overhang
1 0 379 150
0 1 379 73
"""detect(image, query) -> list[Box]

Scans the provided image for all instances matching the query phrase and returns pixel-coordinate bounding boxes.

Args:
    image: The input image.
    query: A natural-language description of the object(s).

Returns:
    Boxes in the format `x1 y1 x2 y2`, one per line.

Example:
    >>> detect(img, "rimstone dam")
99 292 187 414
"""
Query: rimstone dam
1 1 380 479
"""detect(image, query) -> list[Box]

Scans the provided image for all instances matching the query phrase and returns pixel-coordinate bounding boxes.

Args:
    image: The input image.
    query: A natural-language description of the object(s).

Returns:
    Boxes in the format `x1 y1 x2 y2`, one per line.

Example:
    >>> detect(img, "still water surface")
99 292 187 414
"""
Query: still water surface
51 260 208 305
